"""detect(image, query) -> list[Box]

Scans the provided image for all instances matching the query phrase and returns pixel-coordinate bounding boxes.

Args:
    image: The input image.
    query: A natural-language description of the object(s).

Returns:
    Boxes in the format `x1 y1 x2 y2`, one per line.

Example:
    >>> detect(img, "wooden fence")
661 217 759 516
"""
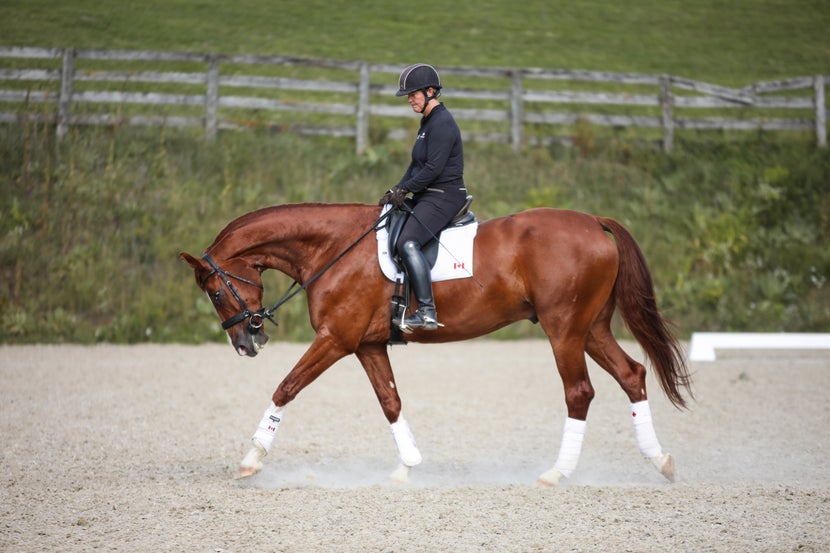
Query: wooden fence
0 46 826 153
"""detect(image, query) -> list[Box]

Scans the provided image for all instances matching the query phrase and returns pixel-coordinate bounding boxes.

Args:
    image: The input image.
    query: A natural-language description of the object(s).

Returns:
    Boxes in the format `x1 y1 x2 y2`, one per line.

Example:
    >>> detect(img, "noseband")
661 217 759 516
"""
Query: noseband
201 254 276 332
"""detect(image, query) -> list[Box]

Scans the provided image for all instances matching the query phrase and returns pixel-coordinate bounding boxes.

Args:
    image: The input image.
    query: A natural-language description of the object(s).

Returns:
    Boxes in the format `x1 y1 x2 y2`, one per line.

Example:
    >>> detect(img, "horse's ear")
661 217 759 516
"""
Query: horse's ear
179 252 202 269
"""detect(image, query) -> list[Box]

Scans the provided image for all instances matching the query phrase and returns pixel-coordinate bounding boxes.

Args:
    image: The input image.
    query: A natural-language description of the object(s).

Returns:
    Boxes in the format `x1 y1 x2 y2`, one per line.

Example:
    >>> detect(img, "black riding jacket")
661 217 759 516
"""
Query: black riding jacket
396 103 465 198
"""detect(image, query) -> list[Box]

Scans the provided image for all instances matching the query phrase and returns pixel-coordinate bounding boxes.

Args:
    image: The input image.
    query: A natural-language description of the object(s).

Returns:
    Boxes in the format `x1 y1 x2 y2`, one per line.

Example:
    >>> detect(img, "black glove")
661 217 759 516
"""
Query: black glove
378 187 407 207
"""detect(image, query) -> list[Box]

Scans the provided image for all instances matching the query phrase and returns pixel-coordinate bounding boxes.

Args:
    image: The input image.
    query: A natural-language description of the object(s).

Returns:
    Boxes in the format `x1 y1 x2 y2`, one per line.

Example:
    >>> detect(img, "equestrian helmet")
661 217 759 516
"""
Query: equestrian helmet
396 63 442 96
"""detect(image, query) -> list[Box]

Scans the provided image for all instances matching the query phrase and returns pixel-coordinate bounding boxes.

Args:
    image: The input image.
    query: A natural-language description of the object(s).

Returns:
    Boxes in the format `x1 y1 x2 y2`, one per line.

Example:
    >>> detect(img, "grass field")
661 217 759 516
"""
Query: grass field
1 0 828 84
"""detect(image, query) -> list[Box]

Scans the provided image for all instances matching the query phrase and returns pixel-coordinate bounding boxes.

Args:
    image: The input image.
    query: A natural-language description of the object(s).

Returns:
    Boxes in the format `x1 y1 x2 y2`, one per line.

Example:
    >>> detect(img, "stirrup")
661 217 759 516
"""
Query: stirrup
397 309 442 333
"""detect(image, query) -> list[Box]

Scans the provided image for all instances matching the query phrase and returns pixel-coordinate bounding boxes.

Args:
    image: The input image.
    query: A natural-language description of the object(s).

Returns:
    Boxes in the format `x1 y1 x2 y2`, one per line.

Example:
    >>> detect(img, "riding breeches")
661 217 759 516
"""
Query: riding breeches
395 190 467 252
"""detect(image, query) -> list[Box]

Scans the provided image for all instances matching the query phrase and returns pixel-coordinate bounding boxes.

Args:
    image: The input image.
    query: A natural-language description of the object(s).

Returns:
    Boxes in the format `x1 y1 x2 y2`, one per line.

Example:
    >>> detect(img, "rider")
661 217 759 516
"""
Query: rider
379 63 467 331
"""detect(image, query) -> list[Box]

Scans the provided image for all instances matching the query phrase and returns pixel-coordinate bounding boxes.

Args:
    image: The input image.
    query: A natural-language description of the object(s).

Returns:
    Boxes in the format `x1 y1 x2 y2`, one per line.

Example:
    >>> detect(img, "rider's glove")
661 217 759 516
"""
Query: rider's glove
378 186 408 207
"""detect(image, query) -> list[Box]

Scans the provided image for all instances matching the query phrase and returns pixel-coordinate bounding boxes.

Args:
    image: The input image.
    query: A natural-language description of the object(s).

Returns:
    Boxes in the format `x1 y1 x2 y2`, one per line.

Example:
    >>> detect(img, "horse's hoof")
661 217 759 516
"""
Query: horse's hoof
535 468 564 488
235 466 261 479
236 443 266 479
650 453 675 483
660 454 675 482
389 463 410 483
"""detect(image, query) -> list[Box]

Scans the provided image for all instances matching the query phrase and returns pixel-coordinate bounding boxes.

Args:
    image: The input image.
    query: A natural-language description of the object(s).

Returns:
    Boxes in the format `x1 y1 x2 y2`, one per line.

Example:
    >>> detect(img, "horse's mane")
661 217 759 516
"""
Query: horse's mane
206 203 373 251
208 206 279 250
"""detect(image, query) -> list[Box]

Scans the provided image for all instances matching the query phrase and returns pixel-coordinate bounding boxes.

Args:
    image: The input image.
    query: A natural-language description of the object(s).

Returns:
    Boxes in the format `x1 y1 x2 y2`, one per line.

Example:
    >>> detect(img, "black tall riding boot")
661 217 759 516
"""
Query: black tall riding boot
398 240 439 331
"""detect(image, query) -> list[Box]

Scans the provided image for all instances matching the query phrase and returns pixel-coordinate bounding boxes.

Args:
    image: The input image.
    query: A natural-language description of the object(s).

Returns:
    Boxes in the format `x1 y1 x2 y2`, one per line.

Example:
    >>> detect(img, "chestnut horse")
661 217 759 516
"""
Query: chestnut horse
180 202 692 486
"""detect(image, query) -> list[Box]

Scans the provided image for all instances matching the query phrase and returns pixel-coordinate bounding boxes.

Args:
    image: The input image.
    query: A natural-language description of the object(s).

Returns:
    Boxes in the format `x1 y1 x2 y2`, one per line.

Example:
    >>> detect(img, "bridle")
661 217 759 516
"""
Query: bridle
200 207 394 334
201 254 274 333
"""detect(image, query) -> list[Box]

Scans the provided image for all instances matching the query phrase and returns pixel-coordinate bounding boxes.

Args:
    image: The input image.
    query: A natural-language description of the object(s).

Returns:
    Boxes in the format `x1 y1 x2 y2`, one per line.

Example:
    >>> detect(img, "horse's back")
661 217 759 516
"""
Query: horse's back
477 208 618 265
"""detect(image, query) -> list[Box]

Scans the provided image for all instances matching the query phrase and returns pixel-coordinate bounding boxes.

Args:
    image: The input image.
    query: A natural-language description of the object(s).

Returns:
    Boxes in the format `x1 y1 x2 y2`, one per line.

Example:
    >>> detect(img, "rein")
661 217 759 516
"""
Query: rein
203 208 394 332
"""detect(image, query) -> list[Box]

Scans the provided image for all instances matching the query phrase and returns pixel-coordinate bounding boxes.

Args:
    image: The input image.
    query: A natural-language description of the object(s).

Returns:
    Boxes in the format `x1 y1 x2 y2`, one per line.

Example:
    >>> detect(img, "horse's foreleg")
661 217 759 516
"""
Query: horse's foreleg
237 335 349 479
586 327 675 482
355 344 422 481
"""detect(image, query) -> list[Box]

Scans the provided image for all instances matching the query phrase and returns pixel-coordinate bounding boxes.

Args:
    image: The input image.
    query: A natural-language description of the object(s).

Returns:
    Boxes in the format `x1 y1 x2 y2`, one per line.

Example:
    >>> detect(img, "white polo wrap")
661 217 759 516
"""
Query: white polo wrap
390 416 422 467
630 400 663 458
553 417 587 478
252 402 284 453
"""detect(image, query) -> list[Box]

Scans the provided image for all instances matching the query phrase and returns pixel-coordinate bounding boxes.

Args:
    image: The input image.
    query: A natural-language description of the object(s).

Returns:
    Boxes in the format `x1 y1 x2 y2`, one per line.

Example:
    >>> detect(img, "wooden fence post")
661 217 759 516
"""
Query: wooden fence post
510 69 523 151
356 62 370 155
57 48 75 139
815 75 827 148
205 54 219 142
660 75 674 153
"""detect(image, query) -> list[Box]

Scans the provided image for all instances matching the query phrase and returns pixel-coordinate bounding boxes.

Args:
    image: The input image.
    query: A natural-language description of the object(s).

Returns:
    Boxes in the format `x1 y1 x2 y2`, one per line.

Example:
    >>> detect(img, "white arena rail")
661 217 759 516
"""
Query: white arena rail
688 332 830 361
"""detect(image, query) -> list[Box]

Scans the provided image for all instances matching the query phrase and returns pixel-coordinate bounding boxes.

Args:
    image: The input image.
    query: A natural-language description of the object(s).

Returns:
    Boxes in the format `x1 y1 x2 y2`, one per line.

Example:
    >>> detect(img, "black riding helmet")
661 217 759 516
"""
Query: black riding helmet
395 63 442 97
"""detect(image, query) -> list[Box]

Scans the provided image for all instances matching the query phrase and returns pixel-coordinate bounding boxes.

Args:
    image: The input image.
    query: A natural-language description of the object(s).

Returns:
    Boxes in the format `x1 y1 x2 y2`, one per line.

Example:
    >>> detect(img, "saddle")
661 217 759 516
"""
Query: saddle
386 195 476 268
381 196 477 345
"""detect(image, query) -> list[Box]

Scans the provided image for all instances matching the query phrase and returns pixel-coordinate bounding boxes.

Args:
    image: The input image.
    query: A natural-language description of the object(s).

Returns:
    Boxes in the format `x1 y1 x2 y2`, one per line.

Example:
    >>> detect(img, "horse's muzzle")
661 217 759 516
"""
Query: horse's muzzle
233 326 269 357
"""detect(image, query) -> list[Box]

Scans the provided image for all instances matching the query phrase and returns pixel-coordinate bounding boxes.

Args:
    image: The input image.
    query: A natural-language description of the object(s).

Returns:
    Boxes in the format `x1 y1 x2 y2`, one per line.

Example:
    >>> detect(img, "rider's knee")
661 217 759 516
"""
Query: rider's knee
400 240 420 255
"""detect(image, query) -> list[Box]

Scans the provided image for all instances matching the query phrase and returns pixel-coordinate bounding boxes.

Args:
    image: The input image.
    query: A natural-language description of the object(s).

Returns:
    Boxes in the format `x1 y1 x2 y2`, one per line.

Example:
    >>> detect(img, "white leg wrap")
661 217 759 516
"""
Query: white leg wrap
630 400 663 459
252 402 284 454
553 417 587 478
390 416 422 467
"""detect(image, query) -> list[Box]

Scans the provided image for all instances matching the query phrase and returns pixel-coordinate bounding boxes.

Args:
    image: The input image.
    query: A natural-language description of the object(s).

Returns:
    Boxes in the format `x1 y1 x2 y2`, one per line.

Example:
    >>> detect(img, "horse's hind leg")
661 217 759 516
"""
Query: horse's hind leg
537 334 595 487
355 344 422 482
585 318 675 482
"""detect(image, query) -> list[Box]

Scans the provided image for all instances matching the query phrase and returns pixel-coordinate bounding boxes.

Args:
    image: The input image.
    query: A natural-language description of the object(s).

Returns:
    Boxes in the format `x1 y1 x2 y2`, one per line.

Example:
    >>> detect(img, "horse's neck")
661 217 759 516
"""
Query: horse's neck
212 204 373 282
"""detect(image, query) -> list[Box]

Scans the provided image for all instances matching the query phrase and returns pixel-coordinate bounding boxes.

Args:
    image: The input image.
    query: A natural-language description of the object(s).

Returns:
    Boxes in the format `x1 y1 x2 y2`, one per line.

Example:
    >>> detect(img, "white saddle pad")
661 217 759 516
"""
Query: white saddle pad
376 206 478 282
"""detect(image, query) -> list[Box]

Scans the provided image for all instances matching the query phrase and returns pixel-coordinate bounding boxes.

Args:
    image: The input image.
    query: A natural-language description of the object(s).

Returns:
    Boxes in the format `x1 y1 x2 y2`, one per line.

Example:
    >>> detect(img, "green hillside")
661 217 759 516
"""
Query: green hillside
1 0 828 83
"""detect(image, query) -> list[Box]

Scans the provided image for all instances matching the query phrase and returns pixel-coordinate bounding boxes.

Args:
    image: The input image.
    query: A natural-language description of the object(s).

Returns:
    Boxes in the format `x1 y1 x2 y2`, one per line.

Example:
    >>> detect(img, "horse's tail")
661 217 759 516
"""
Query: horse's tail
598 216 693 409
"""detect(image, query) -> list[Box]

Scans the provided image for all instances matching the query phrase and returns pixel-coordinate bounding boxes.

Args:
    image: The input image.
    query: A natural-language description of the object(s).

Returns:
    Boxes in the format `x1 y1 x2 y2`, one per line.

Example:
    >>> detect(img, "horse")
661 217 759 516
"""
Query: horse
180 202 692 486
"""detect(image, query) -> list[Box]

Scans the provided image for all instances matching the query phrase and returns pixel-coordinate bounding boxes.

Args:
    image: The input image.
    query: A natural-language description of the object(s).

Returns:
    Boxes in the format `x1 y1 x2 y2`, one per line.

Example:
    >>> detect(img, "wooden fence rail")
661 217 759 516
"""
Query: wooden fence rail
0 46 826 153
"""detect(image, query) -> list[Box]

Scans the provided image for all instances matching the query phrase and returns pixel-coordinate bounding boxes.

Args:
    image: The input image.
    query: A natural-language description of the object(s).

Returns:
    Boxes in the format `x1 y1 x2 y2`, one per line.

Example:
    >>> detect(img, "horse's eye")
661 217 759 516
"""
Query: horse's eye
211 290 222 302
